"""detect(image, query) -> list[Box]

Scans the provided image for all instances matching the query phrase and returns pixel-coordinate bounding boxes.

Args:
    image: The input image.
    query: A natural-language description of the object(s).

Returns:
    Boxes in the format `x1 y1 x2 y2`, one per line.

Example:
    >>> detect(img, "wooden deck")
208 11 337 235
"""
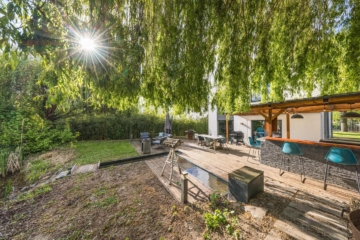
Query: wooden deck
179 140 360 203
132 139 359 239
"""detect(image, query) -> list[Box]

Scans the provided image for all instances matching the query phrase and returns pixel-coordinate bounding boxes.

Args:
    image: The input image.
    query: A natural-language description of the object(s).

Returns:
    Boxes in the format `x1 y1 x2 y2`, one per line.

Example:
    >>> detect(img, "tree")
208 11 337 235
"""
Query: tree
1 0 360 114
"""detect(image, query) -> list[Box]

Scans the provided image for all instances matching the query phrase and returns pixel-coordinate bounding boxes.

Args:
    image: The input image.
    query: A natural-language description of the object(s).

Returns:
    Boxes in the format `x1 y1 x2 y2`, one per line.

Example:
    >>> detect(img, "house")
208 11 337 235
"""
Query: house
208 92 360 144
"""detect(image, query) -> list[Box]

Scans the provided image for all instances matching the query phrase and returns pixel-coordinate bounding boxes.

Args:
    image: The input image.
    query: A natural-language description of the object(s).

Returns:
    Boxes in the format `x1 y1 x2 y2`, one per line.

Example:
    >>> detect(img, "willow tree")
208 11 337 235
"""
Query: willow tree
1 0 359 114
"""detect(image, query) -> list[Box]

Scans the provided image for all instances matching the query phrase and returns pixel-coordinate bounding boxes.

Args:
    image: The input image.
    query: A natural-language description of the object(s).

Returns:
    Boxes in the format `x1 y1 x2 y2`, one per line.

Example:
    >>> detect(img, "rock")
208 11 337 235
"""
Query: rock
30 184 36 188
21 186 29 192
41 175 50 180
243 205 268 220
33 234 49 240
231 202 242 209
55 170 70 179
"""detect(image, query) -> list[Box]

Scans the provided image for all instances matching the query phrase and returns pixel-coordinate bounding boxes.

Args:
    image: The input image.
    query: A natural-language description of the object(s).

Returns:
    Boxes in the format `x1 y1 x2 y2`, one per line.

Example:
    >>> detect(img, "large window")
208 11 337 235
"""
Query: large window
218 120 233 136
330 111 360 141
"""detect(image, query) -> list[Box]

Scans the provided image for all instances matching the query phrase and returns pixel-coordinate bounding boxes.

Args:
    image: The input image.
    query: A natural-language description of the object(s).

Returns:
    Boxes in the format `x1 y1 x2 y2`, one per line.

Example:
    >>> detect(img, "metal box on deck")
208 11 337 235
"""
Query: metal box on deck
228 166 264 203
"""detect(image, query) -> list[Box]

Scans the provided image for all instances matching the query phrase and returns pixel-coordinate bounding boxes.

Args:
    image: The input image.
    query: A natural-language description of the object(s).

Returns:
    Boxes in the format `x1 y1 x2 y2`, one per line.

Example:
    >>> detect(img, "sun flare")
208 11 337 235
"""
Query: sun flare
79 37 96 51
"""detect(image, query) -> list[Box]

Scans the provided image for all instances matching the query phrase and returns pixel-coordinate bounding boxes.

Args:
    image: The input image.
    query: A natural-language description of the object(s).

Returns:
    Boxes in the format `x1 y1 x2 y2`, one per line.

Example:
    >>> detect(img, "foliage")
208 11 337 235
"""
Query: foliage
25 159 53 184
72 140 138 165
0 58 78 155
3 180 12 201
0 151 9 177
23 117 77 154
203 209 228 231
209 192 221 210
68 112 208 141
2 1 360 114
17 184 52 202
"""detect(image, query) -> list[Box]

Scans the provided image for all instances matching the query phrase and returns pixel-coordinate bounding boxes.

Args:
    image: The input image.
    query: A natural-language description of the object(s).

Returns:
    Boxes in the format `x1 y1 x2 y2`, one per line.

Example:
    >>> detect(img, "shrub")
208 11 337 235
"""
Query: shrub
203 209 228 231
68 112 208 140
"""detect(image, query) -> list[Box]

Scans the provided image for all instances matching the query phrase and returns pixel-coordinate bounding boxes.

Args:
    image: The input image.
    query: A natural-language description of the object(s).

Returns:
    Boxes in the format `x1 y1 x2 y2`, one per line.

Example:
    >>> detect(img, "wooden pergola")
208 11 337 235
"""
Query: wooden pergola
225 92 360 140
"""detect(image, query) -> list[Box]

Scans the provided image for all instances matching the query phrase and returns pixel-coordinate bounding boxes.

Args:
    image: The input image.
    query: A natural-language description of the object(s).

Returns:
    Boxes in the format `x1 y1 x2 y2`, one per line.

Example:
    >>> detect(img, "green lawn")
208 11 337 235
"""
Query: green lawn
333 131 360 140
72 140 139 165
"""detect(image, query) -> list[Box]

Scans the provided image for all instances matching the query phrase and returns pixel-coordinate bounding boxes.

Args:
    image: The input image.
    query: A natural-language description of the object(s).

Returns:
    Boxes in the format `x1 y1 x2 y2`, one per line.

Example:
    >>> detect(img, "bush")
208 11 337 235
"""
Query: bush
22 115 78 155
68 112 208 140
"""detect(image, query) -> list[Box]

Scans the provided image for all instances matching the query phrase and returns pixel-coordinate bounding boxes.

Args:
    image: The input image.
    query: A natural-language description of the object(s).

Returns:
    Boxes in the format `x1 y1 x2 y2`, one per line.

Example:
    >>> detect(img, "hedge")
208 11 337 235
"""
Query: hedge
68 113 208 140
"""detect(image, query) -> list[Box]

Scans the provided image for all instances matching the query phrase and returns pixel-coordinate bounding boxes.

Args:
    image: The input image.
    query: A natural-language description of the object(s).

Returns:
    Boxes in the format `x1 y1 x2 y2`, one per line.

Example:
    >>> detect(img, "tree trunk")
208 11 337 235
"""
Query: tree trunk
341 112 348 132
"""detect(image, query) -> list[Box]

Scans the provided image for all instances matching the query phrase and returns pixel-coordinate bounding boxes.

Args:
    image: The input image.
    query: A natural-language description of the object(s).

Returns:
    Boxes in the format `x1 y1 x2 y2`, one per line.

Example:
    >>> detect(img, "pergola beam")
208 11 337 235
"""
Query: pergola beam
271 108 286 121
256 110 270 120
234 92 360 116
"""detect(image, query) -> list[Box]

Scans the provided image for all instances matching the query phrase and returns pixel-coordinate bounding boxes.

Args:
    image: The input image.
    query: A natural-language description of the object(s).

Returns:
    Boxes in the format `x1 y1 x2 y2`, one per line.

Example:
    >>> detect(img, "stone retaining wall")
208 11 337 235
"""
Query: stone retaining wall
260 140 360 191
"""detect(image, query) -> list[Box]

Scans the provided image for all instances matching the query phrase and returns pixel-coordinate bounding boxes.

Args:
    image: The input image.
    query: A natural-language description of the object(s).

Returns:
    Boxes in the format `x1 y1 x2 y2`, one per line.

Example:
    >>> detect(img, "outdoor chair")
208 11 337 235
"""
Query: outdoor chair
204 137 214 148
194 133 199 143
151 132 171 147
280 142 305 183
197 136 205 146
151 137 167 147
247 137 261 163
324 147 360 193
218 137 228 149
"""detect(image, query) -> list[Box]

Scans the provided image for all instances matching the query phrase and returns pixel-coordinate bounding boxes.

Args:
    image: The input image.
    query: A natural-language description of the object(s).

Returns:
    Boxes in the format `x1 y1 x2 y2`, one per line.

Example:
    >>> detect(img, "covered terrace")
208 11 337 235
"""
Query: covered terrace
231 91 360 139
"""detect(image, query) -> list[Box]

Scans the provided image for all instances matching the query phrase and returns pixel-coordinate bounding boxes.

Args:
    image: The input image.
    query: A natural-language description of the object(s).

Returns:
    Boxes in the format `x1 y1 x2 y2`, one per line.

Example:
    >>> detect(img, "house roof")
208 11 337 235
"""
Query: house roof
235 91 360 116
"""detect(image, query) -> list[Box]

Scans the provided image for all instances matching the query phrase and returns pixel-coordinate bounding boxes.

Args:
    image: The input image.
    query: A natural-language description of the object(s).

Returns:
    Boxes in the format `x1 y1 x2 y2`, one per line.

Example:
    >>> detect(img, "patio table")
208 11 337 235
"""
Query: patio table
198 134 224 150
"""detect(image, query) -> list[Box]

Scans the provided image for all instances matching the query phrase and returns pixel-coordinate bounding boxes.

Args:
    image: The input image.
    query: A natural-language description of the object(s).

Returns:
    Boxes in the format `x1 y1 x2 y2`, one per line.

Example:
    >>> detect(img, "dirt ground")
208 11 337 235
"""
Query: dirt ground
0 160 295 240
0 142 301 240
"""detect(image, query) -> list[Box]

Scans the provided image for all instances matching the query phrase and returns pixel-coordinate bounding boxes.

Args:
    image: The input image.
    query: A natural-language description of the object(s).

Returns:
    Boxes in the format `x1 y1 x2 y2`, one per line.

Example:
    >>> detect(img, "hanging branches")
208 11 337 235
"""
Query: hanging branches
1 0 359 114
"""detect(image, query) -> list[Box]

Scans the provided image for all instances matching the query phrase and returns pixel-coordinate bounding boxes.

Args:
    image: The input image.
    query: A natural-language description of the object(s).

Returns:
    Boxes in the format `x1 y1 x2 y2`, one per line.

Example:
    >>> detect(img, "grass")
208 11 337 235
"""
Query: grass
72 140 139 165
25 159 63 183
333 131 360 140
17 184 52 201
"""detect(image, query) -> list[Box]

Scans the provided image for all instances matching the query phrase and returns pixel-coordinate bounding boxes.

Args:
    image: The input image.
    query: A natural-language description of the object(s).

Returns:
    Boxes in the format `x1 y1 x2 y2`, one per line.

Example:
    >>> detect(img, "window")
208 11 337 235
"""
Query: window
218 120 233 136
330 111 360 141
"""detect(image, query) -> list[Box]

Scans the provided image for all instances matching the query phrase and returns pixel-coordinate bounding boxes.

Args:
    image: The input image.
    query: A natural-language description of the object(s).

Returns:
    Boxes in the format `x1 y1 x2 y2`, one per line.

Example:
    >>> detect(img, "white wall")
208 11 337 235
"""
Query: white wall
208 105 218 136
290 113 321 141
232 112 322 143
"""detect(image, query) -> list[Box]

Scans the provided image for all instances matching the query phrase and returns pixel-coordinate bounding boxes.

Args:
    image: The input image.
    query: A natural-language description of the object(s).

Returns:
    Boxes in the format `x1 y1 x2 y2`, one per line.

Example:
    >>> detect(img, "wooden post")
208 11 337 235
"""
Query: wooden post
225 114 229 143
286 112 290 139
272 117 278 133
265 109 273 137
181 173 188 203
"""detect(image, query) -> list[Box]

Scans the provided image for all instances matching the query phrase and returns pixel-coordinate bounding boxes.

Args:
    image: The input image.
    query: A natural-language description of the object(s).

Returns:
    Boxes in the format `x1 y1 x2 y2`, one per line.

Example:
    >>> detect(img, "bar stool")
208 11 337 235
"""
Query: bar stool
280 142 305 183
324 147 360 193
248 137 261 162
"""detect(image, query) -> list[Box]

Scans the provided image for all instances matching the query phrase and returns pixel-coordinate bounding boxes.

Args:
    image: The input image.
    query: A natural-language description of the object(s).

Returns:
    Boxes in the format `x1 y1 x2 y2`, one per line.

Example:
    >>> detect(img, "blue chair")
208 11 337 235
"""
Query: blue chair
324 147 360 193
248 137 261 162
280 142 305 183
